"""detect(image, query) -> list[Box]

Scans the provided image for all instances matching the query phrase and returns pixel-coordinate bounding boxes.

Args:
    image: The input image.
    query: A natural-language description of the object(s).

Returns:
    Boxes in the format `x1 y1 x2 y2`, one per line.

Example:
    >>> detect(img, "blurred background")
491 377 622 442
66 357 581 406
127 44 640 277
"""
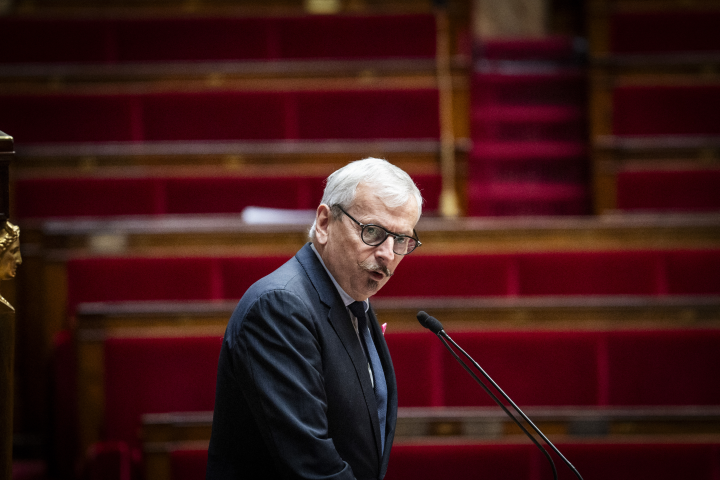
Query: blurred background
1 0 719 478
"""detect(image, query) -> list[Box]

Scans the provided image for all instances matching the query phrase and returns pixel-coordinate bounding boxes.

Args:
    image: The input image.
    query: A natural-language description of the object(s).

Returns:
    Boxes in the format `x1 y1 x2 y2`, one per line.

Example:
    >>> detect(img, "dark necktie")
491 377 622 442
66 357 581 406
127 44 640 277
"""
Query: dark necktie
348 300 388 454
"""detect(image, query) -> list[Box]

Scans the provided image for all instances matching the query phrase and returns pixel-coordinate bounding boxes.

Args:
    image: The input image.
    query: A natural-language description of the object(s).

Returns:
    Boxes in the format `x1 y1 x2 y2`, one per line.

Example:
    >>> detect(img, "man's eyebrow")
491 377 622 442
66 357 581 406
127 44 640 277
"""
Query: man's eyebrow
366 219 414 237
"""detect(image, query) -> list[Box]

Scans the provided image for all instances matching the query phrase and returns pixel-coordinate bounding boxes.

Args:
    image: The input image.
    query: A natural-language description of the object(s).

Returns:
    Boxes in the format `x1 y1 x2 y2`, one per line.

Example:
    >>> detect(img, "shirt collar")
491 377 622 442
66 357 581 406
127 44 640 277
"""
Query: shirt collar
311 243 368 312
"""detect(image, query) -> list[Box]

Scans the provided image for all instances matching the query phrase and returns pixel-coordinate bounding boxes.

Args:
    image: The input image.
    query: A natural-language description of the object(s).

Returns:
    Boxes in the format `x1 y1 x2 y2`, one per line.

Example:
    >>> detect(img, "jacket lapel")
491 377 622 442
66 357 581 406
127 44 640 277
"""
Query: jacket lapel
368 304 397 476
295 244 383 459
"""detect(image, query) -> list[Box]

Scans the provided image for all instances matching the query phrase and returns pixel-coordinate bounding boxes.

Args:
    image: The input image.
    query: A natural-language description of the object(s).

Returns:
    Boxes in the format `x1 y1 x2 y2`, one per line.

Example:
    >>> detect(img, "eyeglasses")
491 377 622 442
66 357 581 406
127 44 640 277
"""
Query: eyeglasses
336 205 421 256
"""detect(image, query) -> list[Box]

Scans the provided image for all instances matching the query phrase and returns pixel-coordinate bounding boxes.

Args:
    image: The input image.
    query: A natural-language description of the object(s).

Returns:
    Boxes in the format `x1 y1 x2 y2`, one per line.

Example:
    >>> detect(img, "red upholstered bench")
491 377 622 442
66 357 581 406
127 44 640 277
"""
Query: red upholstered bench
471 105 586 143
69 335 221 479
384 333 444 407
427 328 720 408
616 169 720 212
466 180 590 216
67 257 228 314
165 442 720 480
612 85 720 137
170 449 209 480
1 89 439 145
440 331 601 407
66 250 720 313
14 173 442 219
606 329 720 406
610 10 720 55
103 336 222 452
0 14 436 65
481 36 581 62
468 141 588 184
472 71 586 107
386 442 720 480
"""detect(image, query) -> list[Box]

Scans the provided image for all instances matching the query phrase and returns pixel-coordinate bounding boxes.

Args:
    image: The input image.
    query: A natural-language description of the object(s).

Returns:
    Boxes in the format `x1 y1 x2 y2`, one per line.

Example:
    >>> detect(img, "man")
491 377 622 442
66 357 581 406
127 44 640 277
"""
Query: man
207 158 423 480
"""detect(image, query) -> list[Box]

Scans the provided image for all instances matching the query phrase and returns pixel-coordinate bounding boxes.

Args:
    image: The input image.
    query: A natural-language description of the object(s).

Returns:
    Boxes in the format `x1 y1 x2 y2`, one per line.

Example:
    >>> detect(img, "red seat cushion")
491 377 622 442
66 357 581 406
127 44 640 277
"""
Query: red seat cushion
517 251 664 296
15 177 165 218
0 94 137 144
666 250 720 295
2 89 440 144
377 254 513 298
104 336 222 449
66 257 222 314
164 176 326 214
441 331 600 407
613 85 720 136
616 169 720 212
472 72 586 107
0 14 435 65
549 443 720 480
386 444 535 480
606 329 720 406
385 333 443 407
611 11 720 54
220 257 290 301
170 449 210 480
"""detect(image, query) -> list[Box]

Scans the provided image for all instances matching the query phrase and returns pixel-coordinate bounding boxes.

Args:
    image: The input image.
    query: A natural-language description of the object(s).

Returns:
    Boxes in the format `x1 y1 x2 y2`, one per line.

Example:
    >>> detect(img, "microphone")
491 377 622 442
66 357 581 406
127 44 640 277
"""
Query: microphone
416 311 583 480
416 311 444 335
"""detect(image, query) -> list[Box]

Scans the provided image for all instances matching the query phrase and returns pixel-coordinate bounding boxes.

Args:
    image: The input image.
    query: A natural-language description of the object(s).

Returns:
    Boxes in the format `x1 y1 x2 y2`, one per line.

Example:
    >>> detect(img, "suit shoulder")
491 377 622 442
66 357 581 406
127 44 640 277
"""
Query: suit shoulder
225 257 321 338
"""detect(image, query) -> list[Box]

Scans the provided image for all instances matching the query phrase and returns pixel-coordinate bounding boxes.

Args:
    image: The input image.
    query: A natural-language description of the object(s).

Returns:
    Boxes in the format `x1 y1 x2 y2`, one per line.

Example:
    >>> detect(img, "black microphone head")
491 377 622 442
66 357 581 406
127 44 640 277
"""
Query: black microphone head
416 311 444 334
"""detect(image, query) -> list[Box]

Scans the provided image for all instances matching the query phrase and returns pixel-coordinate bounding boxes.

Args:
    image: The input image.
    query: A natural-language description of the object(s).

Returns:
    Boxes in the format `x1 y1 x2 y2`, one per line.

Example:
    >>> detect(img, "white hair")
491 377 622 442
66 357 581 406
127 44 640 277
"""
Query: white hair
309 157 423 239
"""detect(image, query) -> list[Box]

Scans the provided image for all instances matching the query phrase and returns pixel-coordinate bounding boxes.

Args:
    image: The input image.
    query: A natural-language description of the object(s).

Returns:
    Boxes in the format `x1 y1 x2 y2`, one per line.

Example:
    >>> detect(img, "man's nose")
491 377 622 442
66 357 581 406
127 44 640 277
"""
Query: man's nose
375 236 395 262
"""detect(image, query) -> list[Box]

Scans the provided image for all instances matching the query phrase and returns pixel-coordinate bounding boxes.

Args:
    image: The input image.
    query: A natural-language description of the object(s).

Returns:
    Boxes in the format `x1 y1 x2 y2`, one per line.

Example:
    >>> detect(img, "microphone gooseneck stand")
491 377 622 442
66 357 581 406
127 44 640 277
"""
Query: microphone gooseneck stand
416 311 583 480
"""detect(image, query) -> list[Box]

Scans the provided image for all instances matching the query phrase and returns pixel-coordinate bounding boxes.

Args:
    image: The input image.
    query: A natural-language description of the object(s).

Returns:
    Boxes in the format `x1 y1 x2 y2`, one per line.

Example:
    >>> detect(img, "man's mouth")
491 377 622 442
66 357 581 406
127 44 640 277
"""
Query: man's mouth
360 261 393 279
369 270 385 281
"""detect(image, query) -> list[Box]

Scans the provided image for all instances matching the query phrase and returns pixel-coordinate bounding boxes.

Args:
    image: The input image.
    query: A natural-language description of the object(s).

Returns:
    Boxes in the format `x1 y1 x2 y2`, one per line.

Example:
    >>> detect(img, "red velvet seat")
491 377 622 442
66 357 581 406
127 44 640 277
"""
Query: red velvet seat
441 331 601 407
616 169 720 212
386 443 535 480
472 72 586 107
516 251 664 296
66 257 224 314
610 11 720 54
387 442 720 480
378 254 514 298
481 36 581 62
163 176 326 214
0 89 439 145
15 177 166 218
166 442 720 480
467 181 590 216
471 105 586 143
66 250 720 314
15 172 441 219
543 443 720 480
170 449 210 480
613 85 720 137
103 336 222 451
666 250 720 295
469 141 587 184
1 94 137 144
220 256 291 301
0 15 435 65
606 329 720 406
384 333 444 407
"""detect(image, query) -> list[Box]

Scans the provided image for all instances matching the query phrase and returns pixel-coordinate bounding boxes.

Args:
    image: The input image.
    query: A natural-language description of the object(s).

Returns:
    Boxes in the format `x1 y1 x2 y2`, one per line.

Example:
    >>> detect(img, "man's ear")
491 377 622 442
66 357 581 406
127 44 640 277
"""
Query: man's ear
315 204 331 246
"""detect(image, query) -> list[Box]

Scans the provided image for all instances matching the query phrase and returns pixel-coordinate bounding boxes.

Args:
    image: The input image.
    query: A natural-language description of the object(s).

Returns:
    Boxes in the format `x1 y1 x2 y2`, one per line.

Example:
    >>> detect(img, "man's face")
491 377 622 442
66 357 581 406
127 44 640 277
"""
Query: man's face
315 183 418 301
0 238 21 281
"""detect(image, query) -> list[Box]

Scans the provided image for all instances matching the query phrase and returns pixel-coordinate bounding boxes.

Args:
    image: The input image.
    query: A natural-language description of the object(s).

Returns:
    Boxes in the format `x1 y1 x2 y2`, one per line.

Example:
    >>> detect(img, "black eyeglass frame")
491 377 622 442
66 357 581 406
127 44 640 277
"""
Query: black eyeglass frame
335 205 422 255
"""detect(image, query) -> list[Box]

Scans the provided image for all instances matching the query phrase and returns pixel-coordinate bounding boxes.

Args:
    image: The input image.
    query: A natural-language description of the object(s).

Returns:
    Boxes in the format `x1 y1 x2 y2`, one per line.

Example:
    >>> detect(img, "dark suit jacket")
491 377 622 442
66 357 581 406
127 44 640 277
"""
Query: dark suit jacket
207 243 398 480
